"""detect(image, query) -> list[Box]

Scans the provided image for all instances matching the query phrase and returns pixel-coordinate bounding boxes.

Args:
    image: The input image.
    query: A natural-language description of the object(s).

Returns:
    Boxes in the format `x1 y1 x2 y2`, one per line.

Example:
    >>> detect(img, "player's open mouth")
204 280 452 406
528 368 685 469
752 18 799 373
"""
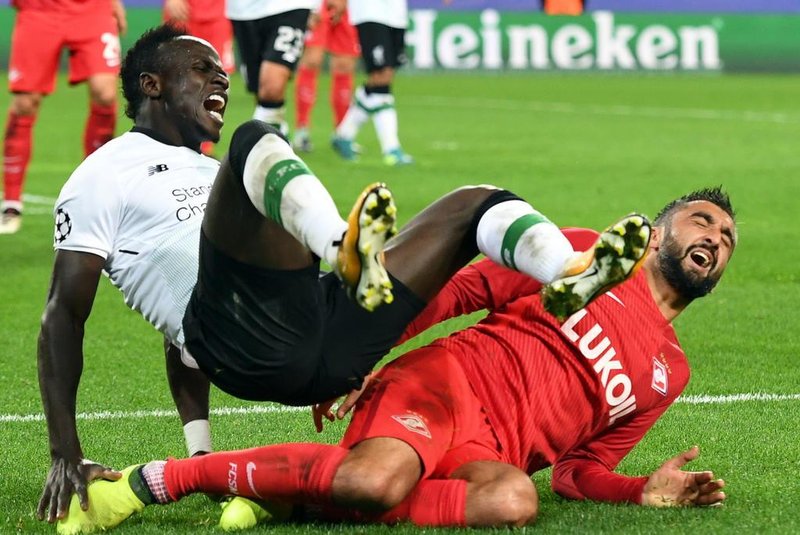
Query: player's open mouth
688 247 714 269
203 93 227 124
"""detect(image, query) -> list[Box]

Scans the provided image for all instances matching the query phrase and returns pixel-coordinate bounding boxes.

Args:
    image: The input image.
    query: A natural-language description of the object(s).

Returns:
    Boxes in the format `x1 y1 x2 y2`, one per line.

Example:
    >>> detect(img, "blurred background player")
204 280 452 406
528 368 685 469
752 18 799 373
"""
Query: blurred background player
0 0 126 235
331 0 413 166
163 0 235 155
291 0 359 153
226 0 316 136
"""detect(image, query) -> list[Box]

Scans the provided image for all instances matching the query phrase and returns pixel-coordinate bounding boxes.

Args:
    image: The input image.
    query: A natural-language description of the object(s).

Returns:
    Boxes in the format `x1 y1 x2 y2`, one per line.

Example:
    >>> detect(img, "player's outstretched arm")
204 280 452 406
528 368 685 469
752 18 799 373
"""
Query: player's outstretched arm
641 446 726 507
37 250 121 522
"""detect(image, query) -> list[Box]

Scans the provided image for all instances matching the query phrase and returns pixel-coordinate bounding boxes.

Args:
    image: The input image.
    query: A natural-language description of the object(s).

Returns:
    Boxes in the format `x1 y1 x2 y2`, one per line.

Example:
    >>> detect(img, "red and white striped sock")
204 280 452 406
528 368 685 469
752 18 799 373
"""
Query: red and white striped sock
141 461 170 504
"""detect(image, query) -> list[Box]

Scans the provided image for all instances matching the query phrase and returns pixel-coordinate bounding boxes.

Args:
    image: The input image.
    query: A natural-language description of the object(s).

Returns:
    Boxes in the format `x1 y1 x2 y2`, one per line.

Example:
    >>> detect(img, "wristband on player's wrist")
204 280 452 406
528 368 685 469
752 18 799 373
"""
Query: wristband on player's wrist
184 419 212 456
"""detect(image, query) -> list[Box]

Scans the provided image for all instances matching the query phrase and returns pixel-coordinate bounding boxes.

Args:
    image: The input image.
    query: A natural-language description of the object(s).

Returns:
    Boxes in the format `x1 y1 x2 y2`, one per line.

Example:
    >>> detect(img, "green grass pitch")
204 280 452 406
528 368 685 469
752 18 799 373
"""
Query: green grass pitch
1 71 799 534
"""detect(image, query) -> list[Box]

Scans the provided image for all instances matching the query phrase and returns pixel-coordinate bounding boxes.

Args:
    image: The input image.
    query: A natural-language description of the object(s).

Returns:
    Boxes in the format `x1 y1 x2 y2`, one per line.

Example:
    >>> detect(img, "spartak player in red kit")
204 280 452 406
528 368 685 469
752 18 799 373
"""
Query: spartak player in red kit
1 0 126 234
57 187 735 531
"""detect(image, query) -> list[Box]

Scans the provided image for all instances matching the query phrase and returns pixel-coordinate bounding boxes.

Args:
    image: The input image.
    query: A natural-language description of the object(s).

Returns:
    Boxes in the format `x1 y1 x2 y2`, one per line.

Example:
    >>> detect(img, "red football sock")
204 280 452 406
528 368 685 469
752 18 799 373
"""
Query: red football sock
377 479 467 526
83 102 116 156
314 479 467 527
3 111 35 204
331 72 354 127
164 443 347 503
295 66 318 129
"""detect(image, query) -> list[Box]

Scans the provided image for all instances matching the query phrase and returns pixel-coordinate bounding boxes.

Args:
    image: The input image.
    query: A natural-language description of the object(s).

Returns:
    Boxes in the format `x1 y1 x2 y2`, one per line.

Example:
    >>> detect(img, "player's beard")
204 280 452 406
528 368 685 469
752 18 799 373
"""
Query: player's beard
657 231 719 300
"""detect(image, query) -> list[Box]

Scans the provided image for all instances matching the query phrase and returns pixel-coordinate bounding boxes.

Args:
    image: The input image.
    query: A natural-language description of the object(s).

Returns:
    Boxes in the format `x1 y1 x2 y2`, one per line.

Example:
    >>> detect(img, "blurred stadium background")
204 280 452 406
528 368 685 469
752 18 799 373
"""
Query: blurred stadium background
1 1 799 533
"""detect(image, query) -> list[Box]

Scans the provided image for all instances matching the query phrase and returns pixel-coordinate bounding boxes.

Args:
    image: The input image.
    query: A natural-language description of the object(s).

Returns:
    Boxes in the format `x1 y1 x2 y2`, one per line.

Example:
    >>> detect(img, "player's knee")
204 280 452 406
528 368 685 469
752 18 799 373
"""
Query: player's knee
228 120 288 182
334 459 418 510
257 80 287 103
488 477 538 527
89 86 118 108
343 470 414 510
87 73 119 107
10 93 42 116
329 56 356 74
300 49 324 70
367 68 393 86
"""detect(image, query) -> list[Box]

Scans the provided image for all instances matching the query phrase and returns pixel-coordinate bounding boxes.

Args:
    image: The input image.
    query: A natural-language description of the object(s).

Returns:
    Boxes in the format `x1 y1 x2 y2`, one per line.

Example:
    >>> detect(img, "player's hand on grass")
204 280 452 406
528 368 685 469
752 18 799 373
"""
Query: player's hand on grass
36 457 122 522
311 373 376 432
641 446 726 507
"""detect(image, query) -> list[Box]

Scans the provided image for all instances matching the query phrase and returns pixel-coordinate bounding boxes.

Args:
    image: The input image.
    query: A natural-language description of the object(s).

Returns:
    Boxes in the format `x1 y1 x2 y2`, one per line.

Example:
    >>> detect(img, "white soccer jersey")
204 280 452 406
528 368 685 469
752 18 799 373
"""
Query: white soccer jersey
53 130 219 347
226 0 317 21
348 0 408 29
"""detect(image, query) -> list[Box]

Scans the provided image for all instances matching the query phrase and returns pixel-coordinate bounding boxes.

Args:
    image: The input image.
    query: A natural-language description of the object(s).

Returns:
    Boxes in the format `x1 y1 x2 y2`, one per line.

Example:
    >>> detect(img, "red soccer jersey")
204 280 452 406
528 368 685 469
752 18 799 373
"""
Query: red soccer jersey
401 228 690 503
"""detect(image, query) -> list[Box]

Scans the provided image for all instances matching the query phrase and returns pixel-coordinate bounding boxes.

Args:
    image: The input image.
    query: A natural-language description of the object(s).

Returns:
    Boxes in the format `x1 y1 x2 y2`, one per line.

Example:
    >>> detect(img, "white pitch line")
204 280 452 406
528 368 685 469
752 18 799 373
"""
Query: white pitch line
21 207 53 216
0 404 306 424
677 393 800 404
0 192 56 216
23 193 58 205
2 393 799 424
412 96 800 125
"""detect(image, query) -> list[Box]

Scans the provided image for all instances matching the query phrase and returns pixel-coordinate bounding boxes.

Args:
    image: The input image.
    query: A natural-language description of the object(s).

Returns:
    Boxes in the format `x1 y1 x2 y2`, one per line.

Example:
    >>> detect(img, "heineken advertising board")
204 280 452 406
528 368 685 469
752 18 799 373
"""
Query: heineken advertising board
405 10 800 72
0 8 798 72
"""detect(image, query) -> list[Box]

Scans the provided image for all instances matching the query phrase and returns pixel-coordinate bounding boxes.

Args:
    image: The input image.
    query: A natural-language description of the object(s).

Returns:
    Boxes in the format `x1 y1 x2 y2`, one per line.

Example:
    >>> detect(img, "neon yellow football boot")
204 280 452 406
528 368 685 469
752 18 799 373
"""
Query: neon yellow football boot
218 496 292 531
57 465 146 535
542 213 651 320
335 183 397 311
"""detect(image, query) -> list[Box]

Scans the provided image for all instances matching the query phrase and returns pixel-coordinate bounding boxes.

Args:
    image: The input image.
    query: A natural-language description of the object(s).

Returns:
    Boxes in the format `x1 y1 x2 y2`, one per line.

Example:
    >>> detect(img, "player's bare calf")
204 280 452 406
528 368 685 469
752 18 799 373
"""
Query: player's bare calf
542 214 652 320
336 183 397 311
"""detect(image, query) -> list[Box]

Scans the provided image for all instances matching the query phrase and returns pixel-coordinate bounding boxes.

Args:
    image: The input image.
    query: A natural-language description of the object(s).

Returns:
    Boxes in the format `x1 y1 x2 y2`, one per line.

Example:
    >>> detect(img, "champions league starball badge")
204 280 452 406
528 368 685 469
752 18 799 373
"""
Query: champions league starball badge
55 208 72 244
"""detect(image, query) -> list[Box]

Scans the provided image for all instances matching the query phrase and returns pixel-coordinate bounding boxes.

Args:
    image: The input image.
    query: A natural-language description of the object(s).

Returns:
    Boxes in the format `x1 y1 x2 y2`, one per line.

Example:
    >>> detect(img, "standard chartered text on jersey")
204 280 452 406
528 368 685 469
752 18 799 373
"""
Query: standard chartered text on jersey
172 185 211 221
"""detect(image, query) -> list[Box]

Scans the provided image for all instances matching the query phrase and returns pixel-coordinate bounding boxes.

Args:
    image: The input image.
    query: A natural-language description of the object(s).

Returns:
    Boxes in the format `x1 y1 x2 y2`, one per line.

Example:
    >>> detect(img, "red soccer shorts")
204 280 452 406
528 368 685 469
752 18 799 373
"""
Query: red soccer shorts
341 345 505 479
305 3 360 57
9 8 120 94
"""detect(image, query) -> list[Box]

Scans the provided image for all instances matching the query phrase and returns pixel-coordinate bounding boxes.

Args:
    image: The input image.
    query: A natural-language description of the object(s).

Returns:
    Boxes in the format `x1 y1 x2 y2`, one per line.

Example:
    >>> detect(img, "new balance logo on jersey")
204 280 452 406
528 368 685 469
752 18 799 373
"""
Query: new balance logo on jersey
562 308 637 425
392 414 432 439
652 358 668 395
148 164 169 175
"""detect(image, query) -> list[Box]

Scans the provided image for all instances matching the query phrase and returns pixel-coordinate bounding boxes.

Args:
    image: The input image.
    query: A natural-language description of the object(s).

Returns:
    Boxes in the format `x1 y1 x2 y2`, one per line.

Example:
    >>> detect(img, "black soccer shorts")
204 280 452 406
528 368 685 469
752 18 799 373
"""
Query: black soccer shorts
232 9 310 93
356 22 407 73
183 231 426 406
